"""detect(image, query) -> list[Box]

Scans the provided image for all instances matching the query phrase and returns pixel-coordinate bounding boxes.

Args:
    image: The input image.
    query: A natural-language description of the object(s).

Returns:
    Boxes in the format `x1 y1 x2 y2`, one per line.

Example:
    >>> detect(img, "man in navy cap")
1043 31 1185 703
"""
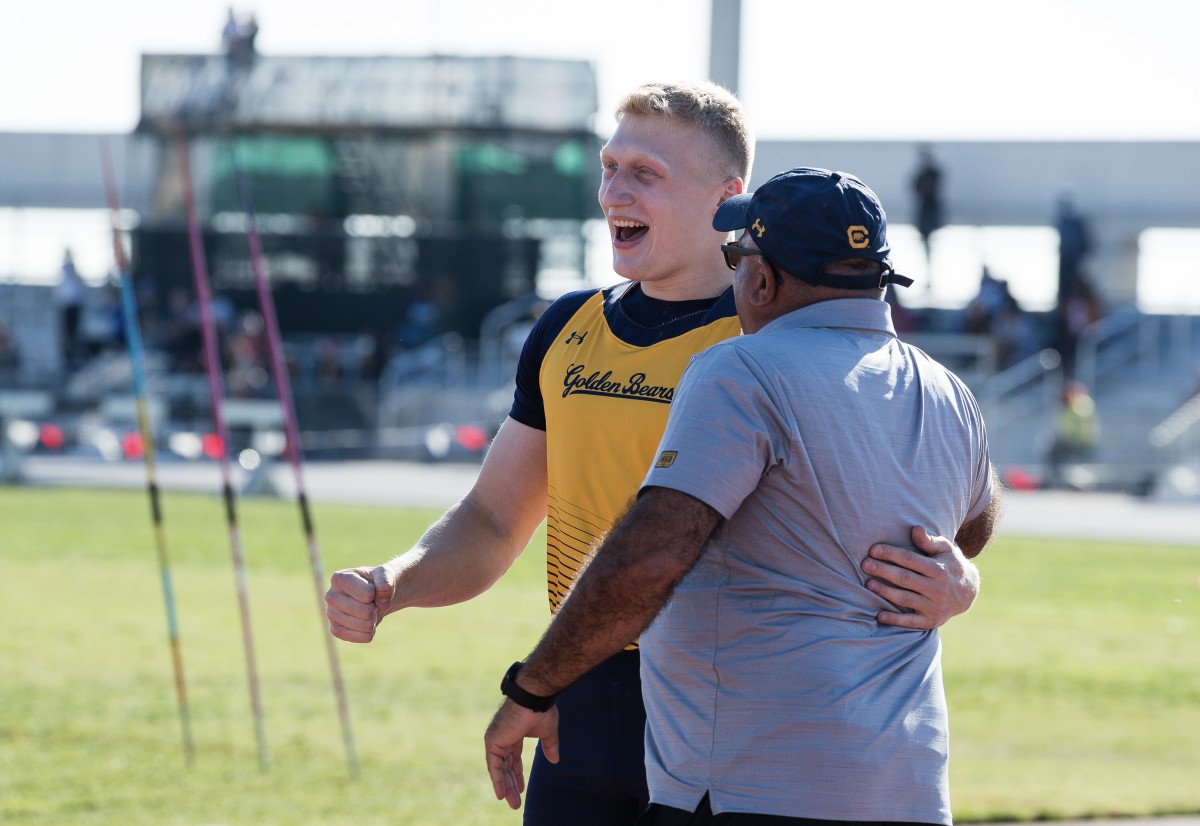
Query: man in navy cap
485 167 1000 825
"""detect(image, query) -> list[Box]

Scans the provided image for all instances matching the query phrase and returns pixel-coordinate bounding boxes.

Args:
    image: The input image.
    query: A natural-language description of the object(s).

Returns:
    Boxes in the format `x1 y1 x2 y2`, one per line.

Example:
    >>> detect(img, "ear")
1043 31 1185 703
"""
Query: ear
716 176 744 207
747 258 778 309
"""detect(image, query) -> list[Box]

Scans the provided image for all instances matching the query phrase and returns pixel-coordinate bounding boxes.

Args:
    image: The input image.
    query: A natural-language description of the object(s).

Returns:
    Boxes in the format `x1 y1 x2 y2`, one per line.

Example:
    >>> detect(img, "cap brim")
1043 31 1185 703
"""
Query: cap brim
713 193 753 232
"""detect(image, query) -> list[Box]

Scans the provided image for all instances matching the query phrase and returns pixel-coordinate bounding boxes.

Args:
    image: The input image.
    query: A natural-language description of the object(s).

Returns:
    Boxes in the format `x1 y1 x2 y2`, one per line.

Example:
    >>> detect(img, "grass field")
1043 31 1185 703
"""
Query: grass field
1 485 1197 825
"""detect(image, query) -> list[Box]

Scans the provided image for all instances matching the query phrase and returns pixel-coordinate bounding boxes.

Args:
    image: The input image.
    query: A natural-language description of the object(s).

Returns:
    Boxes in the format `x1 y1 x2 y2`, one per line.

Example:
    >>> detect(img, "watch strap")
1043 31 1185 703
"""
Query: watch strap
500 661 558 712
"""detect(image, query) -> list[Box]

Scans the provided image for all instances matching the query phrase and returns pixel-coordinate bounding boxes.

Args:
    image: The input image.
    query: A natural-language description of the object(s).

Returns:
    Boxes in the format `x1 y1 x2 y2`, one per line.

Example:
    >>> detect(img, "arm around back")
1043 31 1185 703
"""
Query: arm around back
862 466 1003 629
518 486 722 696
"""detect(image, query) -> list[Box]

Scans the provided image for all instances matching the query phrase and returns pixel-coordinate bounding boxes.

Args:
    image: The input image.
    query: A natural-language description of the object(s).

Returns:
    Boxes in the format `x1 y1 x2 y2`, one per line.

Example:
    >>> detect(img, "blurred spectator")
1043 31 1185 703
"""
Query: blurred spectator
352 330 386 381
1056 273 1105 376
221 8 240 49
0 319 20 378
154 287 203 371
316 336 343 387
210 294 238 369
55 248 86 369
242 14 259 52
227 311 270 397
151 286 236 373
960 268 1041 372
885 285 920 335
222 8 258 69
1045 380 1101 488
1054 189 1093 308
219 6 258 114
911 145 944 263
991 293 1039 370
83 282 126 356
399 294 440 349
962 267 1011 335
237 310 268 362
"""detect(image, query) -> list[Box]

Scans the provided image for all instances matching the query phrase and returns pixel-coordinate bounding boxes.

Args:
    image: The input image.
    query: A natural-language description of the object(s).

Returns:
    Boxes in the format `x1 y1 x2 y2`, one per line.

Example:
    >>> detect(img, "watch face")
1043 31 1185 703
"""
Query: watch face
501 662 523 693
501 663 518 692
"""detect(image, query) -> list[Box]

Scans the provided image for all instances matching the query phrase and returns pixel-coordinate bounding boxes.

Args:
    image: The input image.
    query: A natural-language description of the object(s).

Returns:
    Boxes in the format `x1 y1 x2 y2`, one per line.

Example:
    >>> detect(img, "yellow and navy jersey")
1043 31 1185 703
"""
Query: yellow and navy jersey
509 281 740 618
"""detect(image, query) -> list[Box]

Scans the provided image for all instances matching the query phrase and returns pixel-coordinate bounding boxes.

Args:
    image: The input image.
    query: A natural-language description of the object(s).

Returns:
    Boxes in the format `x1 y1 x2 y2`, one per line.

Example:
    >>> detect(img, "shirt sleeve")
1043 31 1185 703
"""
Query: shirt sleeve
963 390 995 522
508 290 595 431
641 343 783 520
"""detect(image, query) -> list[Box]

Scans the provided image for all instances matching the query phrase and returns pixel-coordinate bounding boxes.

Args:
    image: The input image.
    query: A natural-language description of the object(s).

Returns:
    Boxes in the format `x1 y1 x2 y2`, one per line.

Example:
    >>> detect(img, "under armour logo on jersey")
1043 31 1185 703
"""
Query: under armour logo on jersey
564 331 588 345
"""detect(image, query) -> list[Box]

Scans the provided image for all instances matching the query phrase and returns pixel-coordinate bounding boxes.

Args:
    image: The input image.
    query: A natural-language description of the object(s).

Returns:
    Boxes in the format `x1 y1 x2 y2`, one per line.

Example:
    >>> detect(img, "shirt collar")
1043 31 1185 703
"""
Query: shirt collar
761 298 897 338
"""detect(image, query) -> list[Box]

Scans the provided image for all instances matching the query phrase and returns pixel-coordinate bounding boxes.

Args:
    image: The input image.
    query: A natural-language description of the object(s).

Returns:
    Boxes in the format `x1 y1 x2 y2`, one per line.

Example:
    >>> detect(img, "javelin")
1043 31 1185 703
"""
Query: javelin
174 125 270 771
99 138 196 767
229 143 360 778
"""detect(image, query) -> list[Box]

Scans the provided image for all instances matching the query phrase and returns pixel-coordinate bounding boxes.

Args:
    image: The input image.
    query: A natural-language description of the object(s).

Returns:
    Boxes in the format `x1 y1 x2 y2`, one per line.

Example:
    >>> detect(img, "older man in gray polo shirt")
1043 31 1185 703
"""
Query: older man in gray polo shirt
485 167 1000 825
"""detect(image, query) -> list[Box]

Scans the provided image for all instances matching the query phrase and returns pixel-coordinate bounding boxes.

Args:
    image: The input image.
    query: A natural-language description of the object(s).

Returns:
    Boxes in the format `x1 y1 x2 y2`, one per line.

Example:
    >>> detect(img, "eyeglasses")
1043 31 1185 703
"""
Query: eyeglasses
720 243 764 271
721 242 784 286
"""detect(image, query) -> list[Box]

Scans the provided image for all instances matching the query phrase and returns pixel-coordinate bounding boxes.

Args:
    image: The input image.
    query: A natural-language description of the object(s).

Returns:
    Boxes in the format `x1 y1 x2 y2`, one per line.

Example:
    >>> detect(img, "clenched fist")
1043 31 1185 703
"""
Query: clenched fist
324 565 399 642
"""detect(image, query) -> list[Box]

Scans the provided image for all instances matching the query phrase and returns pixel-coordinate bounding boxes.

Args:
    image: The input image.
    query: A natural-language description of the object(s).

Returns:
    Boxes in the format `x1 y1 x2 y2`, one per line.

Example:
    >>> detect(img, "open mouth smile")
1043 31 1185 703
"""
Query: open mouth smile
612 219 648 243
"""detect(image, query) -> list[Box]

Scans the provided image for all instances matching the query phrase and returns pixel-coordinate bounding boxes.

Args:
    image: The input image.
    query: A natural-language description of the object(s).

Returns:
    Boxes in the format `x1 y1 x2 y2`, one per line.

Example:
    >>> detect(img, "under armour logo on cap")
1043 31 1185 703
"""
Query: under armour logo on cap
711 166 912 290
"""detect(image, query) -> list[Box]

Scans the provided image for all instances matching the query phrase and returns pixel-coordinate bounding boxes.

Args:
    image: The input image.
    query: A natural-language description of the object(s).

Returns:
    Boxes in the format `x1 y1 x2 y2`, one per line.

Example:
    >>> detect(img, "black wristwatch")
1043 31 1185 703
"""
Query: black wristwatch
500 661 559 712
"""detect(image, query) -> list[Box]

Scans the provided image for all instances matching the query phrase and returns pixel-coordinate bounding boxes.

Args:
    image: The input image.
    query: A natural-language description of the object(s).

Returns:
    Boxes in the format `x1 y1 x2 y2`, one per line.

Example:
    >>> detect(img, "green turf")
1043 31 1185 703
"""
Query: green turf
942 535 1200 821
1 486 1197 824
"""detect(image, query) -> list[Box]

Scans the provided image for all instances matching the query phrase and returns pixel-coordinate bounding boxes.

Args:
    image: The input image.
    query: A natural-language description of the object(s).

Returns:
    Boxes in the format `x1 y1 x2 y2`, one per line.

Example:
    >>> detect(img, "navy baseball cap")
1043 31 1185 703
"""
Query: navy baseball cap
713 167 913 289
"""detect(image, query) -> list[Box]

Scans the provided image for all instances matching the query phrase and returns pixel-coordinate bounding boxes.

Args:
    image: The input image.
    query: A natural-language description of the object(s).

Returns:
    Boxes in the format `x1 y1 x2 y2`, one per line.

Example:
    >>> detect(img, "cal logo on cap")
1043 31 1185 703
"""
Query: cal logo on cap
847 225 870 249
655 450 678 468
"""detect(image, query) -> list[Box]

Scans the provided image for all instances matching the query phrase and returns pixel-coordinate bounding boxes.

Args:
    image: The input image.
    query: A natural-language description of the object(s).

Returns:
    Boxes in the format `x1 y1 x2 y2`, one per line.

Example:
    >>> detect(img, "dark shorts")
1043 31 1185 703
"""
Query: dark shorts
637 795 943 826
523 649 649 826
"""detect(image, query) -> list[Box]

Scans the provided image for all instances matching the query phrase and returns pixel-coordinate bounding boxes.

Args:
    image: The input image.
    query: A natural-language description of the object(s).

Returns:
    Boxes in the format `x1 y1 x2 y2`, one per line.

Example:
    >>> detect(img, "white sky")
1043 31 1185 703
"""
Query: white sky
2 0 1199 141
3 0 1199 309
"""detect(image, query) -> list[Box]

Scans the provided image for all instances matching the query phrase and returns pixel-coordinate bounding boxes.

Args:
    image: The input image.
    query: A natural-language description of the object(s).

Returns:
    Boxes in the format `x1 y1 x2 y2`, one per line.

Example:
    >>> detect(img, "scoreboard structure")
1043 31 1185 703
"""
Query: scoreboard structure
132 53 601 338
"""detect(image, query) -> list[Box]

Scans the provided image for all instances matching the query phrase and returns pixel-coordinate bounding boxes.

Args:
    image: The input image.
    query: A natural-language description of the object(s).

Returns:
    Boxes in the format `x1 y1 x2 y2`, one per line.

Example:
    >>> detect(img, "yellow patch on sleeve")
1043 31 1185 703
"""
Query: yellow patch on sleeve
655 450 678 468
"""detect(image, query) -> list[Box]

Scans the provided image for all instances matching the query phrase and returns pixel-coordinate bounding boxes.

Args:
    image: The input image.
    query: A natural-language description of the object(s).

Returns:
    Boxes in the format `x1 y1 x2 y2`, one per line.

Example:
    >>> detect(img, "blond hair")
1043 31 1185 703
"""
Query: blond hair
616 81 754 183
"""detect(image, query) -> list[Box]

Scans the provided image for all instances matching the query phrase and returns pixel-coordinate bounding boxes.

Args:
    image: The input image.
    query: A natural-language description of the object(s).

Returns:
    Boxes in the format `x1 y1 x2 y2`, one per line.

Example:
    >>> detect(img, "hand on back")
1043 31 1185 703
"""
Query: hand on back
862 526 980 629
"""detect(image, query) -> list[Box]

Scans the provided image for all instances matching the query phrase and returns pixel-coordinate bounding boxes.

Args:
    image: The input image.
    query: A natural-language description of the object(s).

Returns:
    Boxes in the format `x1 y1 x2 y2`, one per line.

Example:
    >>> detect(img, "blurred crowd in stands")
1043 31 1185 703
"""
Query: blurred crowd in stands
19 153 1115 407
145 285 390 399
899 148 1108 377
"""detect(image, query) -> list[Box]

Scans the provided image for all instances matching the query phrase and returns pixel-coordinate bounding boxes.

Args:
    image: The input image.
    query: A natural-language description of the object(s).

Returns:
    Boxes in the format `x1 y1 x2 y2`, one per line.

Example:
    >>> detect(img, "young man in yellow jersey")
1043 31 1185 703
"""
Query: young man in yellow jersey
325 82 982 825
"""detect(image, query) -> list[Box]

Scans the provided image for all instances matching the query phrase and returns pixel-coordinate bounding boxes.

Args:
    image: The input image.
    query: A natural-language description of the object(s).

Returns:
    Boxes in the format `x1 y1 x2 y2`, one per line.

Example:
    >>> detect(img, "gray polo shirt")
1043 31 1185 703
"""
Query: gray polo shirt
640 298 992 822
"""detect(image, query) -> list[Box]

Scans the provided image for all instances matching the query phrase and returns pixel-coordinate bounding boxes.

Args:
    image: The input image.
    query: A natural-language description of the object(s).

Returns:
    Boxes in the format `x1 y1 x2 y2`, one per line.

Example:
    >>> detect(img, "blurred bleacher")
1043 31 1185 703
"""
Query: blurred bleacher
3 280 1200 497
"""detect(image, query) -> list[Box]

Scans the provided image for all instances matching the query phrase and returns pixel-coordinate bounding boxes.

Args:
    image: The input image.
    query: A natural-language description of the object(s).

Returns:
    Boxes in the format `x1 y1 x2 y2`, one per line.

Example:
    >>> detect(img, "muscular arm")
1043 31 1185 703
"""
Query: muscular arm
484 486 721 808
518 486 721 695
325 417 548 641
386 418 549 610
